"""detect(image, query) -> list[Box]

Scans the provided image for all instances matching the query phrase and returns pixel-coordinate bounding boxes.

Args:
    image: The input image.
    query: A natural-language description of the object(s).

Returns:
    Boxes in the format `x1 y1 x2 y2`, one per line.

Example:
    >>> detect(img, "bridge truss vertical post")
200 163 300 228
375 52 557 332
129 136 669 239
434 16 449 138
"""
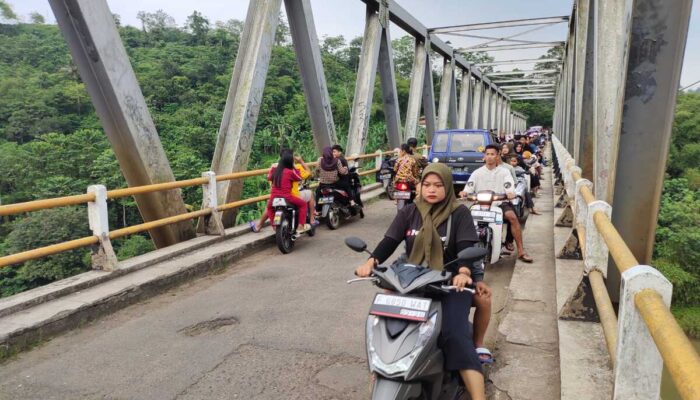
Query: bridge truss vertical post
209 0 282 227
609 0 692 291
483 83 492 129
438 56 456 130
404 39 428 141
471 78 483 129
49 0 195 248
284 0 338 151
458 68 473 129
347 4 382 157
448 62 459 129
574 0 595 179
376 15 403 149
421 40 437 144
494 94 501 133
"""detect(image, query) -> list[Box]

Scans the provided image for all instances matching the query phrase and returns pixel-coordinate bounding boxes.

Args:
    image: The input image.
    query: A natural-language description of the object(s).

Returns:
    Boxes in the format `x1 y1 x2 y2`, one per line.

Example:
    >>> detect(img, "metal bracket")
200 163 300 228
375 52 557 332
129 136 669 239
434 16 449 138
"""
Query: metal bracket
585 201 611 277
613 265 672 400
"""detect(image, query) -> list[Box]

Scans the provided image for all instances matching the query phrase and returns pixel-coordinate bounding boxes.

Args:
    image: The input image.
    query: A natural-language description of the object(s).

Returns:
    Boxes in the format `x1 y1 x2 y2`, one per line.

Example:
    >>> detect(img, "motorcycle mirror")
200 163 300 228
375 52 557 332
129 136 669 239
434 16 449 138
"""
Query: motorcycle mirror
345 237 367 253
457 247 489 262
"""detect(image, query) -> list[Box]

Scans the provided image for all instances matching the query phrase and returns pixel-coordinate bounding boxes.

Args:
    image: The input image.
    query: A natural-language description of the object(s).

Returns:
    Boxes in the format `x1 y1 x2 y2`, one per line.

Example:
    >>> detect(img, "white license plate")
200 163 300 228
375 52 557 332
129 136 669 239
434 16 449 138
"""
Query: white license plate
370 293 432 322
394 191 411 200
380 173 392 179
272 198 287 207
318 196 334 204
471 210 496 222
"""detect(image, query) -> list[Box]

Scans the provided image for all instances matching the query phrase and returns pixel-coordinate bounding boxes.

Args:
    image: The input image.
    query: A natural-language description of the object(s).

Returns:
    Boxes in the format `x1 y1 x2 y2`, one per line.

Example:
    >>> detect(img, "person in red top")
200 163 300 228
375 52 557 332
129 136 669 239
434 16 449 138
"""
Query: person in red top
266 150 310 233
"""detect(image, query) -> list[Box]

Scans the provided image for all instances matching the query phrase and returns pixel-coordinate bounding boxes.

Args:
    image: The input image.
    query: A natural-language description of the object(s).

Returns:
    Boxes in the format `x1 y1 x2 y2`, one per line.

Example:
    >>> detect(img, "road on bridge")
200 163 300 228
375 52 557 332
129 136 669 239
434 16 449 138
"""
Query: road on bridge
0 197 519 400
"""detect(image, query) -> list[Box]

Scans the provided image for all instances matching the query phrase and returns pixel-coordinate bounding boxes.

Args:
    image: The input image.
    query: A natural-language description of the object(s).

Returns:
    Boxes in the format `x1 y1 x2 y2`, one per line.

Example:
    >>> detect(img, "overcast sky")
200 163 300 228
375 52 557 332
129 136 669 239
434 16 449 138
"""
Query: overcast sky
10 0 700 90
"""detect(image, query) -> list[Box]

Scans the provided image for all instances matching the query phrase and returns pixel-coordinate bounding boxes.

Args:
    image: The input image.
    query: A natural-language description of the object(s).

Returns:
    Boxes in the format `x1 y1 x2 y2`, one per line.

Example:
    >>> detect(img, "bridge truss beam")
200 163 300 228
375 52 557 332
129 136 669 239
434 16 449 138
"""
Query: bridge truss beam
49 0 195 248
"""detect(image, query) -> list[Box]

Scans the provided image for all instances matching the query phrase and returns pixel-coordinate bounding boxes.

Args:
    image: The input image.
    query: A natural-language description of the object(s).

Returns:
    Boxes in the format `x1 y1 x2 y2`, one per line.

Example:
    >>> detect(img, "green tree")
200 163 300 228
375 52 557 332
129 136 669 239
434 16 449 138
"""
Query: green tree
29 12 44 24
0 0 17 21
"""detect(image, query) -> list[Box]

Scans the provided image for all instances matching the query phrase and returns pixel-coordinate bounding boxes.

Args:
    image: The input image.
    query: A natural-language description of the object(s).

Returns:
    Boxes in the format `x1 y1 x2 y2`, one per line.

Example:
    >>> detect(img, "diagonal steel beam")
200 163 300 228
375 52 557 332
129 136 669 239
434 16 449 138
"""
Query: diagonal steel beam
492 78 557 84
502 84 556 89
430 15 569 33
49 0 194 247
487 69 559 76
458 42 565 52
476 58 562 67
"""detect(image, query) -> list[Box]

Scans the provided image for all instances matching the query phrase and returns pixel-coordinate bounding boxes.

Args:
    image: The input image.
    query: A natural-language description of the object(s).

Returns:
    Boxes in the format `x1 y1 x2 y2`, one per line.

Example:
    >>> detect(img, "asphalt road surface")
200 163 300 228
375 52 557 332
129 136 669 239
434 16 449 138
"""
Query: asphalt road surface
0 198 515 400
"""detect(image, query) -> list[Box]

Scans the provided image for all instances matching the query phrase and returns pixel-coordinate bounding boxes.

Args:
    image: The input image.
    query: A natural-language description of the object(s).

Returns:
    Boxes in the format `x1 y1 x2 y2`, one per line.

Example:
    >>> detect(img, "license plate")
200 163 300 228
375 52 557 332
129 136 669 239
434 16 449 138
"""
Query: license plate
370 293 432 322
273 211 283 225
471 210 496 223
394 191 411 200
380 173 392 179
318 196 334 204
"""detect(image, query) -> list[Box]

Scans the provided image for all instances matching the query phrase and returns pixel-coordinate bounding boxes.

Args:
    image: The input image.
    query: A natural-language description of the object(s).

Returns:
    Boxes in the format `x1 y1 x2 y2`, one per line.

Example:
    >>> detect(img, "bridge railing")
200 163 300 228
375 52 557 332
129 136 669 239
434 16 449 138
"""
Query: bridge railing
551 135 700 399
0 146 420 272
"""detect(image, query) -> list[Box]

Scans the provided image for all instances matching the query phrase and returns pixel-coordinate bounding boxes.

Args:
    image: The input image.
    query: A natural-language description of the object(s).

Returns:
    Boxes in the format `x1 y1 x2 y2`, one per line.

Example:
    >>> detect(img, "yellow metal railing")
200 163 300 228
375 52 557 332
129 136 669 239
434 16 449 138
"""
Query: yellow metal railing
0 146 416 269
552 137 700 399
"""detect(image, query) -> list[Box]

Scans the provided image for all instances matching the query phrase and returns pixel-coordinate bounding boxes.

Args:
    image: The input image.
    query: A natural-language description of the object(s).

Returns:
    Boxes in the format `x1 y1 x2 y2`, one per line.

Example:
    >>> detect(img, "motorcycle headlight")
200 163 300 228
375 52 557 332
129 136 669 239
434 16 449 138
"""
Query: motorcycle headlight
366 313 437 376
432 157 439 163
476 192 493 202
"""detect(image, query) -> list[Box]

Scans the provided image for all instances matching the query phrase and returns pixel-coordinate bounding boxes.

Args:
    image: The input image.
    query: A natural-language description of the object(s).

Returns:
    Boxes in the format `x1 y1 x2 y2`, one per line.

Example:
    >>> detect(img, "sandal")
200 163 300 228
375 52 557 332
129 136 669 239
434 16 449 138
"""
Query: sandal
518 253 534 263
248 221 260 233
530 209 542 215
476 347 495 365
505 242 515 252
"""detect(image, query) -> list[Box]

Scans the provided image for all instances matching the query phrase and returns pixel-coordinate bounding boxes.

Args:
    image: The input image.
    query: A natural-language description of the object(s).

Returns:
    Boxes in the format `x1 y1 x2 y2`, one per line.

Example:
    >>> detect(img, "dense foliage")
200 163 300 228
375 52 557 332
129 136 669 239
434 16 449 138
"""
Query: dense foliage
0 14 418 296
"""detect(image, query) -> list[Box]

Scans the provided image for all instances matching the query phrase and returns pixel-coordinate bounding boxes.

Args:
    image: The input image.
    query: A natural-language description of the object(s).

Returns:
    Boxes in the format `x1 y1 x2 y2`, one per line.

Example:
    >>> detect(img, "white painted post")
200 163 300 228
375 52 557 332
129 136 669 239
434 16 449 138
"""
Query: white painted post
375 149 383 172
87 185 118 271
613 265 673 400
422 145 428 157
574 179 592 221
201 171 225 235
585 200 612 275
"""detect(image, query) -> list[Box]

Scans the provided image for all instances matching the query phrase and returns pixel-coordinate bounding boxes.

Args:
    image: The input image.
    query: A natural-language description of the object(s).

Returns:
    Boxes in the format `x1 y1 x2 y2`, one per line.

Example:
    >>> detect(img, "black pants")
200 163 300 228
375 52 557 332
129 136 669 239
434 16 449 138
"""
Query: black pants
439 291 482 373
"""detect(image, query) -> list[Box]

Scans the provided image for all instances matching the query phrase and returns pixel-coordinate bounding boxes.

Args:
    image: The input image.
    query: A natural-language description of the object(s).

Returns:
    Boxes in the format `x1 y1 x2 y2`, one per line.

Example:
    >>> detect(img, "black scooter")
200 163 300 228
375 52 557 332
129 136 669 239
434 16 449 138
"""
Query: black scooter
317 167 364 230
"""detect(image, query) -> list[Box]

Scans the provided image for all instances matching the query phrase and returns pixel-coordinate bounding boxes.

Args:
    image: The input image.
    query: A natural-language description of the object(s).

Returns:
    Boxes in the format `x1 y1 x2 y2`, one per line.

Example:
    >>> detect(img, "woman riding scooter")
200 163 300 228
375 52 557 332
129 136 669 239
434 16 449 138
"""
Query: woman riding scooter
265 150 310 233
355 163 491 400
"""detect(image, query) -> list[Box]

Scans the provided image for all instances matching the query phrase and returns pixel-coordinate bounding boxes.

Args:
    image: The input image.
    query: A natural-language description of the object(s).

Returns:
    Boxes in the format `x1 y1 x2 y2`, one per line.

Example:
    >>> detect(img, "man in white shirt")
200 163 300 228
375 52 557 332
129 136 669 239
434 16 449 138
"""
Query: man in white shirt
459 144 534 263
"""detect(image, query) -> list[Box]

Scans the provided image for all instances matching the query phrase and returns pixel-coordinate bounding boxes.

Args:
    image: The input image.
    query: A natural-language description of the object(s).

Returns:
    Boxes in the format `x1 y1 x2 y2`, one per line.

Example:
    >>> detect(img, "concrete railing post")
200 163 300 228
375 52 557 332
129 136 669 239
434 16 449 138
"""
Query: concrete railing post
201 171 225 235
574 178 592 225
422 145 429 157
87 185 118 271
613 265 672 399
585 200 612 275
375 149 383 172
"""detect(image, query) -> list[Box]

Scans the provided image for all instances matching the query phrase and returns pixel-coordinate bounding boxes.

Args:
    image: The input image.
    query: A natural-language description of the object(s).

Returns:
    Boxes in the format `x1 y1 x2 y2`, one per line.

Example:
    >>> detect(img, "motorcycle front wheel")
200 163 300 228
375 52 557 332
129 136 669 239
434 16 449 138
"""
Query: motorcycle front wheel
275 218 294 254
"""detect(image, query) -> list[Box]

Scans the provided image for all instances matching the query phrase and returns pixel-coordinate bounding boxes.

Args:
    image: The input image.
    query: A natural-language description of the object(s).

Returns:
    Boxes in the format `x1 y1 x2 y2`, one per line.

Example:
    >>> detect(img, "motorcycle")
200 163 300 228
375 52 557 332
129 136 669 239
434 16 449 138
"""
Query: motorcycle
376 156 397 199
394 181 415 211
345 236 489 400
271 192 316 254
464 190 508 265
316 167 364 230
512 167 530 224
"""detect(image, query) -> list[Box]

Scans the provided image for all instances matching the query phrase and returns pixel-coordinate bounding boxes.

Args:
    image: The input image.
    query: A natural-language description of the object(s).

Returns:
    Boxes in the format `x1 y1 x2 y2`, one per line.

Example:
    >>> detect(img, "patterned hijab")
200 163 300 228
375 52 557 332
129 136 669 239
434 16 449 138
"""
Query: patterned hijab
320 146 336 171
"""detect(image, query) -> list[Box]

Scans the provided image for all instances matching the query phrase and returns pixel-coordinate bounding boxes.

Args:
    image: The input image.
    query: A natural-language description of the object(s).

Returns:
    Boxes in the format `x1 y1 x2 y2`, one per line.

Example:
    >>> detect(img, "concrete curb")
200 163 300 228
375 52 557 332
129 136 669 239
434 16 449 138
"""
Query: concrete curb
0 185 386 359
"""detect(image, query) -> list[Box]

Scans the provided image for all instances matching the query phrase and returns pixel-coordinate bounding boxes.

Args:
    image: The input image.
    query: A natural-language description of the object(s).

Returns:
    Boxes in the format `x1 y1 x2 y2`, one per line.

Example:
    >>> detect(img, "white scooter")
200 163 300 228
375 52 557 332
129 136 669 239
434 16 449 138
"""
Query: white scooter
465 190 508 265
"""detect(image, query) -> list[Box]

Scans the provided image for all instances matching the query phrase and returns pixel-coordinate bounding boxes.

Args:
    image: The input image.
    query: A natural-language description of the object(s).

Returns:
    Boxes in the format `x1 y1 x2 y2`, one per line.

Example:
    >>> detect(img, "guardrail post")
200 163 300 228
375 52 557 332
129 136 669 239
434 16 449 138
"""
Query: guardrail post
87 185 118 271
422 145 429 157
613 265 672 400
375 149 383 172
585 201 612 275
201 171 225 235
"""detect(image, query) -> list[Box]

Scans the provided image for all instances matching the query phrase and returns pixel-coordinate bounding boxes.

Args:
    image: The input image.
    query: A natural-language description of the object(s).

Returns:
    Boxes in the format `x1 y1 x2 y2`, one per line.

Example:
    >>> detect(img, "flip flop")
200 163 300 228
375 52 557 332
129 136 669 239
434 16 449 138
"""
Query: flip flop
476 347 495 365
248 221 260 233
505 242 515 252
518 253 534 263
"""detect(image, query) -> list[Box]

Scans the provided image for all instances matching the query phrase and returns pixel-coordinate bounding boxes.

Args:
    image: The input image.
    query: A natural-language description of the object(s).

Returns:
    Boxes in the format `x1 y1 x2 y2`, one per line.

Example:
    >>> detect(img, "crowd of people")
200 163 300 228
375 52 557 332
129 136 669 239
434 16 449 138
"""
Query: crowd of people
253 129 548 400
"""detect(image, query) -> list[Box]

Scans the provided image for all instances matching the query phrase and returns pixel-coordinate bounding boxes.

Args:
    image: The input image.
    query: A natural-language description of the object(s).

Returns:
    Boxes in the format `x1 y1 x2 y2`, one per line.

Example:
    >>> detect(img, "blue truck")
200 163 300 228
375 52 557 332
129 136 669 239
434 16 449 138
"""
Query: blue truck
428 129 496 185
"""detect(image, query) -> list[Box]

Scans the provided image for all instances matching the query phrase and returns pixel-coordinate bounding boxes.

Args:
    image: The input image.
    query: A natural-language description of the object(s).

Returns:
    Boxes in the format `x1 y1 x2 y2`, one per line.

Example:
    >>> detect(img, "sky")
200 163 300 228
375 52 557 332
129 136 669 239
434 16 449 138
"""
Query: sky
9 0 700 90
